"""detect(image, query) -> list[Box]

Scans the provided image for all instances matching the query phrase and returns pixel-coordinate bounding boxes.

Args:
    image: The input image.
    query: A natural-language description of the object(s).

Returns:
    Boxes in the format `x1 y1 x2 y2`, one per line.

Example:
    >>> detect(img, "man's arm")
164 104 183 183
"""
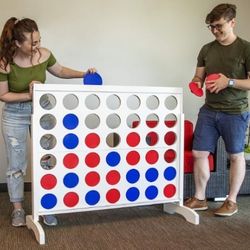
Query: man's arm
231 72 250 90
191 67 206 88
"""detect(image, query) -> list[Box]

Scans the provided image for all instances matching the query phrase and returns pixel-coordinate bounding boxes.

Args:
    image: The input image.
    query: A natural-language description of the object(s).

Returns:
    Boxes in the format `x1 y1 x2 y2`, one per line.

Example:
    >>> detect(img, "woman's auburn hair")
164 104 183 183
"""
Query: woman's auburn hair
0 17 39 70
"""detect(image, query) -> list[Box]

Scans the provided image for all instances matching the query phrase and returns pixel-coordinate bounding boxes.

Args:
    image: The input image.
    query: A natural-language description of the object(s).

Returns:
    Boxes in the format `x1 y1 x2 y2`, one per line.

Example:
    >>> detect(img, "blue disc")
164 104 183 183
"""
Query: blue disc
41 193 57 209
145 168 159 182
106 152 121 167
145 186 158 200
63 173 79 188
164 166 177 181
83 72 103 85
126 169 140 184
63 133 79 149
85 190 100 205
126 187 140 202
63 114 79 130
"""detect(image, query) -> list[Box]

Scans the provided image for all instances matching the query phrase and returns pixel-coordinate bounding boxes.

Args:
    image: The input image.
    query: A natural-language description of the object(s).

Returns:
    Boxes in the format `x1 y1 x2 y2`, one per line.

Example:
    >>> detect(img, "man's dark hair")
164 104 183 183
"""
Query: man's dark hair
206 3 236 24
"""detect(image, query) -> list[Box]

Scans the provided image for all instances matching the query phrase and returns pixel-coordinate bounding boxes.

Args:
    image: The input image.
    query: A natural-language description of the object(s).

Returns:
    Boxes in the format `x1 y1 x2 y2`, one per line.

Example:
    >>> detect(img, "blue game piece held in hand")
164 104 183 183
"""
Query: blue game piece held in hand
83 72 103 85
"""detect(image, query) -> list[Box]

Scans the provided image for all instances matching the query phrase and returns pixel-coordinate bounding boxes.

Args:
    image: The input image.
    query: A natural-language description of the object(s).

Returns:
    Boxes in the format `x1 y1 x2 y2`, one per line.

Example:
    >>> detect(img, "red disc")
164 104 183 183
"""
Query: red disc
164 149 176 163
63 153 79 169
145 150 159 164
40 174 57 190
85 152 100 168
126 132 140 147
164 184 176 198
189 82 203 97
85 133 100 148
164 132 176 145
146 120 158 128
106 189 120 203
126 151 140 165
85 171 100 186
206 73 220 81
63 192 79 207
146 132 158 146
205 74 220 91
106 170 121 185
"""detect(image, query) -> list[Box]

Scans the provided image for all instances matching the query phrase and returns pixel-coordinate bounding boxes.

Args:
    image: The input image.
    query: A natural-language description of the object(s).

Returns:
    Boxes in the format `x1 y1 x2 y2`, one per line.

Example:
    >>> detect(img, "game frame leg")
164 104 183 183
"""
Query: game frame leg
163 202 199 225
26 215 45 244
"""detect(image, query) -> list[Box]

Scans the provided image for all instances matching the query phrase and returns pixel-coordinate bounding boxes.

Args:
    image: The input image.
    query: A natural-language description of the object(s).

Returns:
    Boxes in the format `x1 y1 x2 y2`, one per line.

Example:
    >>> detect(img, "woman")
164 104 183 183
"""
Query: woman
0 17 96 227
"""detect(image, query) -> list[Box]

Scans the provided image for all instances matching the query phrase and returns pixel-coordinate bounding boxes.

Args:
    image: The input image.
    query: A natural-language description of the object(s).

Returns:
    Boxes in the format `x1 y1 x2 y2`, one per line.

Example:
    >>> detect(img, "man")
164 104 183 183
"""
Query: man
185 3 250 216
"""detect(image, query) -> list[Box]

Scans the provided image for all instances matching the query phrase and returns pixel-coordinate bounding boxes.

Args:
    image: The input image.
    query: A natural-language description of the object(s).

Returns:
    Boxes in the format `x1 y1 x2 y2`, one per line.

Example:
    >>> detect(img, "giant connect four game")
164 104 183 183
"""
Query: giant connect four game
26 84 198 244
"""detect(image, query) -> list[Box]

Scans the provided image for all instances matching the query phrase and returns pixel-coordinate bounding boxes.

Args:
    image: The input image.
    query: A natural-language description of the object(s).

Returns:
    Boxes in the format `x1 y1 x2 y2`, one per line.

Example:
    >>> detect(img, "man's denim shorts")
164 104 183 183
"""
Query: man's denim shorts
193 106 249 154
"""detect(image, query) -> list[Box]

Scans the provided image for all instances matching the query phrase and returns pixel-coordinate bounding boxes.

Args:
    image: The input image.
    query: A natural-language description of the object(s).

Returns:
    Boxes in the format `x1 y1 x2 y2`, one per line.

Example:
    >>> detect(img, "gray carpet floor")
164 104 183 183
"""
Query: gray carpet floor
0 192 250 250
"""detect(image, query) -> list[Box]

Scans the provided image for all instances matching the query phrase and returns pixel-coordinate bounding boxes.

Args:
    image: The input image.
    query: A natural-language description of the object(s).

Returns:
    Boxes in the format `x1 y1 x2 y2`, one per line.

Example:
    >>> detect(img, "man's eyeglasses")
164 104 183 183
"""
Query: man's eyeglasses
207 20 229 31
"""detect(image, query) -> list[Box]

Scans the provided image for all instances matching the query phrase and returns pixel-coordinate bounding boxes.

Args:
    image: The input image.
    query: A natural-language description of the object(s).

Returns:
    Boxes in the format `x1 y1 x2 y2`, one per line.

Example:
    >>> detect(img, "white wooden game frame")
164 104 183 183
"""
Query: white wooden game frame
26 84 198 244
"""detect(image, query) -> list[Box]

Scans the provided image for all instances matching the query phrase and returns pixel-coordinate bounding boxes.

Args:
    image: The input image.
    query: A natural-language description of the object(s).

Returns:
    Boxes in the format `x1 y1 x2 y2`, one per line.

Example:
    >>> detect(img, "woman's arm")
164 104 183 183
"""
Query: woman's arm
47 62 95 79
0 60 31 102
0 81 31 102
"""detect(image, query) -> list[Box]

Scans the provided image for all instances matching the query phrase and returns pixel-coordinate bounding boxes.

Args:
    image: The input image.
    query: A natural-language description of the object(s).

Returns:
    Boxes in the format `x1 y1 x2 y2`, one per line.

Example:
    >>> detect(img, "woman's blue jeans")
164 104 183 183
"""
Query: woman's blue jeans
1 102 32 203
1 100 55 203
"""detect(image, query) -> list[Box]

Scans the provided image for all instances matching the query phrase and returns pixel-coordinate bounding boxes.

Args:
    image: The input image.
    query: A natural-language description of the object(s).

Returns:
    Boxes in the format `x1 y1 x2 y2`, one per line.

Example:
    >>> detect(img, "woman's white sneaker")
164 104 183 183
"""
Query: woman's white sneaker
12 208 26 227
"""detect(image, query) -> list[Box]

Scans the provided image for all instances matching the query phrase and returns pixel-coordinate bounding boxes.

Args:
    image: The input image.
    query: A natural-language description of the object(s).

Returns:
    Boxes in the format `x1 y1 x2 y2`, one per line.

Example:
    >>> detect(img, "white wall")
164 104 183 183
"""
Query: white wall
0 0 250 183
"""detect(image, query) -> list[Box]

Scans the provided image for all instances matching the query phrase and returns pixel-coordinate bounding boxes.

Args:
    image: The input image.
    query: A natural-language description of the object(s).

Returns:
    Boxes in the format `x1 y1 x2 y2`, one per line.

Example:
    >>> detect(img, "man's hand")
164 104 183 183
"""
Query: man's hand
206 73 228 94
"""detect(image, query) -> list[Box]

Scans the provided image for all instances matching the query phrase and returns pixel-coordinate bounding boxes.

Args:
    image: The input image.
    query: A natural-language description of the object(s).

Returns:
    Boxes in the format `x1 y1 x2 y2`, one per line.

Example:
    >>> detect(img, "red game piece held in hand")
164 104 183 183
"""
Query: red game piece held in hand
189 82 204 97
205 74 220 91
206 73 220 82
